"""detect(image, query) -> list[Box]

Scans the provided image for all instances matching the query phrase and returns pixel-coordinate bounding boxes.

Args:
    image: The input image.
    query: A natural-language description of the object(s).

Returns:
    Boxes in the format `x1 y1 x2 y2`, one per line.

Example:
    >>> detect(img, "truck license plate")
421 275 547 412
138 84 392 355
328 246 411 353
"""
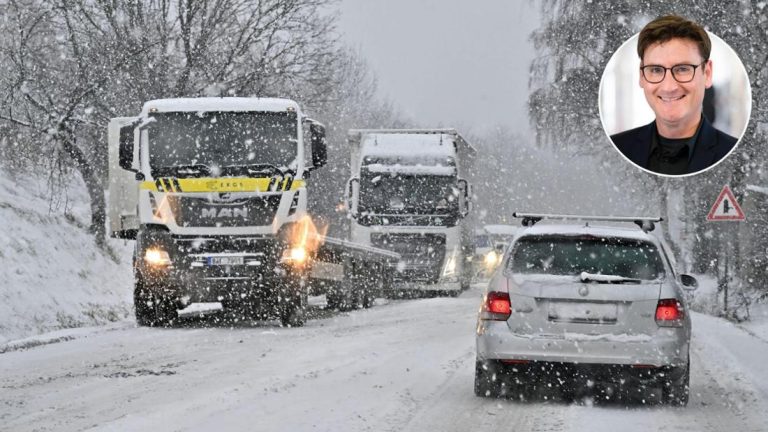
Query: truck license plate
207 256 244 266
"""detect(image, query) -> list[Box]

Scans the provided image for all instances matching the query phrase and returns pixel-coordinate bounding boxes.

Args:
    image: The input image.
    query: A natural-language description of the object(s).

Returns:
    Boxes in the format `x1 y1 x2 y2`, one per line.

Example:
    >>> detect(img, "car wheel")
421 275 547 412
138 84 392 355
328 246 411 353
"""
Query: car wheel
474 360 501 398
662 362 690 406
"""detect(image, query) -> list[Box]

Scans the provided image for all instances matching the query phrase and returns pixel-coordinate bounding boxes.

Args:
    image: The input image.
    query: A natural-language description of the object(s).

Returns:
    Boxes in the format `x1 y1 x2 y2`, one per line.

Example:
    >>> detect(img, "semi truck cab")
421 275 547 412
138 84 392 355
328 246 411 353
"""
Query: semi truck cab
108 97 327 327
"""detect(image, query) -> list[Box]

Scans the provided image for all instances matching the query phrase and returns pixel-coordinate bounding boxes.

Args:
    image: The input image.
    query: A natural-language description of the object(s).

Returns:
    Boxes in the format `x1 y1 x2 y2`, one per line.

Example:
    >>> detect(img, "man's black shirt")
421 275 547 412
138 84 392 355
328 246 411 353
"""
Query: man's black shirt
610 115 738 175
647 120 702 175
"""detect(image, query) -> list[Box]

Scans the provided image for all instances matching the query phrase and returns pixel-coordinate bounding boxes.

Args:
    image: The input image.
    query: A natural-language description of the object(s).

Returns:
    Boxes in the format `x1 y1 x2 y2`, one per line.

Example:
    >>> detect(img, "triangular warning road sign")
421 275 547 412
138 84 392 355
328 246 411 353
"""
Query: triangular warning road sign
707 185 745 221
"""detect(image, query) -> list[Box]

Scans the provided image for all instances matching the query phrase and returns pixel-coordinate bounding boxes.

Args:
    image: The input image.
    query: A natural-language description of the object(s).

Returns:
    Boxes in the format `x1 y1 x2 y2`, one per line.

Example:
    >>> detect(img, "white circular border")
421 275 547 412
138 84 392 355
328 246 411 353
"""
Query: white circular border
598 31 752 178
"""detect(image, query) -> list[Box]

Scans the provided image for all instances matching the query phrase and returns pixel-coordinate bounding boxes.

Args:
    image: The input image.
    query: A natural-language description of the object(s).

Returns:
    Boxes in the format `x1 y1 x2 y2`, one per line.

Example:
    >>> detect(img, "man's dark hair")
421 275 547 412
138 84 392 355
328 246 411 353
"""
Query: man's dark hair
637 15 711 63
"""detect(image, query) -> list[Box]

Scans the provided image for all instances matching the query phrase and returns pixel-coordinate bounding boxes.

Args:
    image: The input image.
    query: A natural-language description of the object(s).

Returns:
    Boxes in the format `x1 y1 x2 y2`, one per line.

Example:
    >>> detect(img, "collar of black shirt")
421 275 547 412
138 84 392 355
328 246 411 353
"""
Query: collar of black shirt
650 115 704 164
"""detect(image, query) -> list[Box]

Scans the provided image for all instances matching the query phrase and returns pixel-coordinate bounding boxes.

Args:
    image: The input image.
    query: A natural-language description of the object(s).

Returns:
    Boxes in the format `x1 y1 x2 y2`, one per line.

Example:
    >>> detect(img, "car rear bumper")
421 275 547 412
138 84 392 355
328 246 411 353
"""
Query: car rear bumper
476 320 689 367
477 358 687 391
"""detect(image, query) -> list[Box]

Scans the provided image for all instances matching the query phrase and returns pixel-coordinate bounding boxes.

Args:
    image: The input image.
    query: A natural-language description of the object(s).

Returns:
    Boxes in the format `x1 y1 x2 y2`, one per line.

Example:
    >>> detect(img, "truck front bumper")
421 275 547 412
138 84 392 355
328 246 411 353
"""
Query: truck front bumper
136 233 306 304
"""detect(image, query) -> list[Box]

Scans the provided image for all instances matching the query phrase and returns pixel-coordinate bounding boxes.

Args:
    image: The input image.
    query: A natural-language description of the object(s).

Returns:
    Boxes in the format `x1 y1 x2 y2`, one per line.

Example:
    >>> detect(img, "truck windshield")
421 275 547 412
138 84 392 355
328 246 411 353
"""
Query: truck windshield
358 170 460 215
146 111 298 177
508 236 665 280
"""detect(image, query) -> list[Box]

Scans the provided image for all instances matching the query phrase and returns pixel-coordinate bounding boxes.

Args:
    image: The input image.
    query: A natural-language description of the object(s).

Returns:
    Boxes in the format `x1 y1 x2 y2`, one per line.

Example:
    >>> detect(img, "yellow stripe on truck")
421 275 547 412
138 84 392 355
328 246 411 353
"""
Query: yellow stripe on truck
140 177 306 193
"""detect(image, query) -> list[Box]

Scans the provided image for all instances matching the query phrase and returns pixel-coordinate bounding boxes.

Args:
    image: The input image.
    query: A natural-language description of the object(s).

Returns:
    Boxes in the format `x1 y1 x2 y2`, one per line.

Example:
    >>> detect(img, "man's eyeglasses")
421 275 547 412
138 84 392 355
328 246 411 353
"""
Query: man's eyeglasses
640 62 706 83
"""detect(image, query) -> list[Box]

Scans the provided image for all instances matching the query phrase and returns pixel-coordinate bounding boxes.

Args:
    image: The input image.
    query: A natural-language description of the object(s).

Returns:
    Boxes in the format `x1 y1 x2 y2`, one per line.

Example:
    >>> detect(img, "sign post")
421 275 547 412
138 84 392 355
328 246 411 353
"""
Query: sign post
706 185 745 316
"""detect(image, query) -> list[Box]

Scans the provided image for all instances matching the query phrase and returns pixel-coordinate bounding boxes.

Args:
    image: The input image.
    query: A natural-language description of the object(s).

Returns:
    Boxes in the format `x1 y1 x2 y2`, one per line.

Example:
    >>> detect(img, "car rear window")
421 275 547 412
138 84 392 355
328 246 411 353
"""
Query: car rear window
508 236 665 279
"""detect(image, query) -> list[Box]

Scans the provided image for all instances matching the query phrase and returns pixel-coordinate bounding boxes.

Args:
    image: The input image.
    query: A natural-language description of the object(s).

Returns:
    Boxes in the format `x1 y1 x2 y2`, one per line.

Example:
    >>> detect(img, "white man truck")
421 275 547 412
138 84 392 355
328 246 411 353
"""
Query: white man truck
345 129 476 296
108 98 398 327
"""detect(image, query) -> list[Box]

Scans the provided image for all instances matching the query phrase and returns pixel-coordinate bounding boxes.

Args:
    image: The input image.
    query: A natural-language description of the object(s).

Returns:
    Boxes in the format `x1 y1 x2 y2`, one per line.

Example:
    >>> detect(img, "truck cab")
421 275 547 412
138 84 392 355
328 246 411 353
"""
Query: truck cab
108 97 327 327
345 129 476 295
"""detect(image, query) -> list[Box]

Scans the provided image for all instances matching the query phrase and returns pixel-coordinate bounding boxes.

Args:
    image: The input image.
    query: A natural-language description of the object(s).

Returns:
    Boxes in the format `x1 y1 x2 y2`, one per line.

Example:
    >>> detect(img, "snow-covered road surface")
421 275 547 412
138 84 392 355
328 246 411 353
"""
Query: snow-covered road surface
2 285 768 432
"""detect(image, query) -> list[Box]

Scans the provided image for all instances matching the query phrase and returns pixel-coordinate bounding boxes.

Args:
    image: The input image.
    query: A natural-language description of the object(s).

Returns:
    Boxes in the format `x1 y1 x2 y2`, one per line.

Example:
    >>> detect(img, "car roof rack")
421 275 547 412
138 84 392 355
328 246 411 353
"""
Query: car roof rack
511 212 663 232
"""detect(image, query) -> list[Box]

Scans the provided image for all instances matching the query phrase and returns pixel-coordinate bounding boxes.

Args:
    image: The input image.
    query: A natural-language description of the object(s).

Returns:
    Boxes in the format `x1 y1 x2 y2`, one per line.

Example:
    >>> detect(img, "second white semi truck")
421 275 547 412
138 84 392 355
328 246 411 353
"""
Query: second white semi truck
345 129 476 296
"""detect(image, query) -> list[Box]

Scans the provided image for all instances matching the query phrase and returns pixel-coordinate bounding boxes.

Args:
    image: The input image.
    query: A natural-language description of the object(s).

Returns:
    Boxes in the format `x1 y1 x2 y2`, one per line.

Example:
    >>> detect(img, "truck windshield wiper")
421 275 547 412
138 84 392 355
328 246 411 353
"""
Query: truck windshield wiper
153 164 212 178
221 164 288 177
579 272 641 284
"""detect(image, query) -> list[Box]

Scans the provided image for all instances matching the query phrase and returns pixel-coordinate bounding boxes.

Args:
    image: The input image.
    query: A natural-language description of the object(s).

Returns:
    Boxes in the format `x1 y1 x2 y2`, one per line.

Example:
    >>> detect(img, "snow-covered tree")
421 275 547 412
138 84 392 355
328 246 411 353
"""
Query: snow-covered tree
0 0 403 243
529 0 768 316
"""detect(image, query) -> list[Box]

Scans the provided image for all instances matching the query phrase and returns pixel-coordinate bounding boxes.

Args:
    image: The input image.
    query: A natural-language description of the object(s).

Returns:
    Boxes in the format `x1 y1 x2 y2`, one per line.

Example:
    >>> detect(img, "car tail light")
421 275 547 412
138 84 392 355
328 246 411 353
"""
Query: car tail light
481 291 511 321
655 298 684 327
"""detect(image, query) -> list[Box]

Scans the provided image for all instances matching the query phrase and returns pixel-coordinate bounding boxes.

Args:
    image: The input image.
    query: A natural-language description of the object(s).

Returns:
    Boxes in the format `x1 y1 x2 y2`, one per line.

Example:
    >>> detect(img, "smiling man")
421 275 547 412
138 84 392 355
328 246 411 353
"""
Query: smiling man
610 15 738 176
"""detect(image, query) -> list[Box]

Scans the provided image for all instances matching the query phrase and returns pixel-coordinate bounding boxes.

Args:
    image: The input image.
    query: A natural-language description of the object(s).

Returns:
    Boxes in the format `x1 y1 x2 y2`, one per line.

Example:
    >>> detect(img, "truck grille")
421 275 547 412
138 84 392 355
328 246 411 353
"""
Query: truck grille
171 235 281 281
370 233 446 282
168 195 281 227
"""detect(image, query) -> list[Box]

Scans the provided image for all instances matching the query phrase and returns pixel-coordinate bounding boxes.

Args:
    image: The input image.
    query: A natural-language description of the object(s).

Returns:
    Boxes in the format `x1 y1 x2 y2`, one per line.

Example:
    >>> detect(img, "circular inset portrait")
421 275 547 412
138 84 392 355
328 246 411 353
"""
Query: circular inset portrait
599 15 751 177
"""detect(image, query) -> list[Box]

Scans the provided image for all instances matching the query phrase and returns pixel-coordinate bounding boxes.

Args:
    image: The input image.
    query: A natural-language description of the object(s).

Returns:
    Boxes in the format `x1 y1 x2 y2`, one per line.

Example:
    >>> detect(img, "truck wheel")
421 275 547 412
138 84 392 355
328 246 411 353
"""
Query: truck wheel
134 278 155 327
154 298 179 327
326 285 350 311
133 277 178 327
361 269 382 308
328 279 357 311
279 278 307 327
361 289 375 308
280 293 306 327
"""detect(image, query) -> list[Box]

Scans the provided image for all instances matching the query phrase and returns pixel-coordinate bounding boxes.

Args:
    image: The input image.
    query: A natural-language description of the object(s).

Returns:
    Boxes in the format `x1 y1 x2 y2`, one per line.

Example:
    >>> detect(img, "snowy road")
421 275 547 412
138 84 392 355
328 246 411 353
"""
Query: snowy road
2 285 768 432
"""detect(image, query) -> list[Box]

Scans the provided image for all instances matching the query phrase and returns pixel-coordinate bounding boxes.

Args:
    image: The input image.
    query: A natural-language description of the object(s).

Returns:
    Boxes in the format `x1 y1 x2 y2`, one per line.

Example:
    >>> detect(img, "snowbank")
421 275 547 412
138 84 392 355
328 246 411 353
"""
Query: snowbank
0 171 133 344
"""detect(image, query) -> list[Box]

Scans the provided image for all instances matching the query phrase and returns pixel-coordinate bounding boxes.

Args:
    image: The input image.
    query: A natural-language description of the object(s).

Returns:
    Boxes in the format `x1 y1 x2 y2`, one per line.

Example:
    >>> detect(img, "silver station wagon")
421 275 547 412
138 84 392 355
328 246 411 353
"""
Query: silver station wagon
475 213 697 405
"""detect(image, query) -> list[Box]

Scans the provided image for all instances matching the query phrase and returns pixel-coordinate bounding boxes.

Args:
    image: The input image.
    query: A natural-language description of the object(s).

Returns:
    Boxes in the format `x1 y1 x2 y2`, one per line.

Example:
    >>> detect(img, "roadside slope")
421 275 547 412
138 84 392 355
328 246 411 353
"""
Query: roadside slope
0 172 133 344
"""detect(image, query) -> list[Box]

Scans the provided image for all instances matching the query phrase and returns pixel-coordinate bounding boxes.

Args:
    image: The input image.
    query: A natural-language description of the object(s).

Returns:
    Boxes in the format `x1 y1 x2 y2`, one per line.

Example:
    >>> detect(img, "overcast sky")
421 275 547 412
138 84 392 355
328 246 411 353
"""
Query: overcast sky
336 0 540 136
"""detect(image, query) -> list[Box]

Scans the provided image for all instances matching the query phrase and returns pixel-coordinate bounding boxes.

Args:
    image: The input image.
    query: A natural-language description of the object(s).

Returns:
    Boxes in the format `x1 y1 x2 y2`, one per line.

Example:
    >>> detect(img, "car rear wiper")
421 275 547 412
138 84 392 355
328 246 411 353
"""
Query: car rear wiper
579 272 641 284
153 164 212 178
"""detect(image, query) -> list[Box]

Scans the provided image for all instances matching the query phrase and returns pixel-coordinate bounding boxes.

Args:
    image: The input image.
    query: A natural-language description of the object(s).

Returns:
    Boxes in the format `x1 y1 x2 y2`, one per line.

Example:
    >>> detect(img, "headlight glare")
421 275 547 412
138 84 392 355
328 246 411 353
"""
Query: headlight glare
484 250 499 268
282 246 308 266
144 247 172 266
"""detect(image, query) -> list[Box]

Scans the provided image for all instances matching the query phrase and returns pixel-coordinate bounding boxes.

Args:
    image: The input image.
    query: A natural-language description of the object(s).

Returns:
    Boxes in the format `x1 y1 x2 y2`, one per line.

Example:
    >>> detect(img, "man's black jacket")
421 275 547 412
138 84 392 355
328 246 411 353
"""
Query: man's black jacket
610 116 738 174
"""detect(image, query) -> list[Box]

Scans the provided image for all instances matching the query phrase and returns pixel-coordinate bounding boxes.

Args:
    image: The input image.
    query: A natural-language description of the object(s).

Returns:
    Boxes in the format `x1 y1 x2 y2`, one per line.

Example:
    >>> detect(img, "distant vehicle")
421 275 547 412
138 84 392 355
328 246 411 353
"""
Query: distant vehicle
473 224 517 279
345 129 476 297
475 213 697 405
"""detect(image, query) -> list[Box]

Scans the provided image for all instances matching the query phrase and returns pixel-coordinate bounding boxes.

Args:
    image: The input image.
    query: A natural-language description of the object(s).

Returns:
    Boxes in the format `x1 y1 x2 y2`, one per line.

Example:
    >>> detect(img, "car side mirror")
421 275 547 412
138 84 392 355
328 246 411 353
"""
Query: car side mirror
679 274 698 290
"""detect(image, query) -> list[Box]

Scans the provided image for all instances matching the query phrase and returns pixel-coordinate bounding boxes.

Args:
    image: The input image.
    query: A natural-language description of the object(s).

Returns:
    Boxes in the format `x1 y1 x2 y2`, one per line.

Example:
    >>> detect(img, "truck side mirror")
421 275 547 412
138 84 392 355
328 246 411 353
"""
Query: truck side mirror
346 177 359 218
310 122 327 169
458 178 471 217
118 124 137 172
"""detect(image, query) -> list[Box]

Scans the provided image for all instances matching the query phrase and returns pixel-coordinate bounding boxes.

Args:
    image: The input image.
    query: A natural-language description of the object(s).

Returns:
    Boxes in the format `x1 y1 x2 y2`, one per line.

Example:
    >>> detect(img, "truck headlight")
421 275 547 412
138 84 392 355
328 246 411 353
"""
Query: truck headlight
281 246 309 267
144 247 172 266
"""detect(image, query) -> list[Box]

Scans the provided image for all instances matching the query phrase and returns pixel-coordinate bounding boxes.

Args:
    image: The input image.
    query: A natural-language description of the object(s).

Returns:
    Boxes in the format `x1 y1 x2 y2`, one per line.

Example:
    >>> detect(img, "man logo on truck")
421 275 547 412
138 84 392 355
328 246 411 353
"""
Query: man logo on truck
201 207 249 219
